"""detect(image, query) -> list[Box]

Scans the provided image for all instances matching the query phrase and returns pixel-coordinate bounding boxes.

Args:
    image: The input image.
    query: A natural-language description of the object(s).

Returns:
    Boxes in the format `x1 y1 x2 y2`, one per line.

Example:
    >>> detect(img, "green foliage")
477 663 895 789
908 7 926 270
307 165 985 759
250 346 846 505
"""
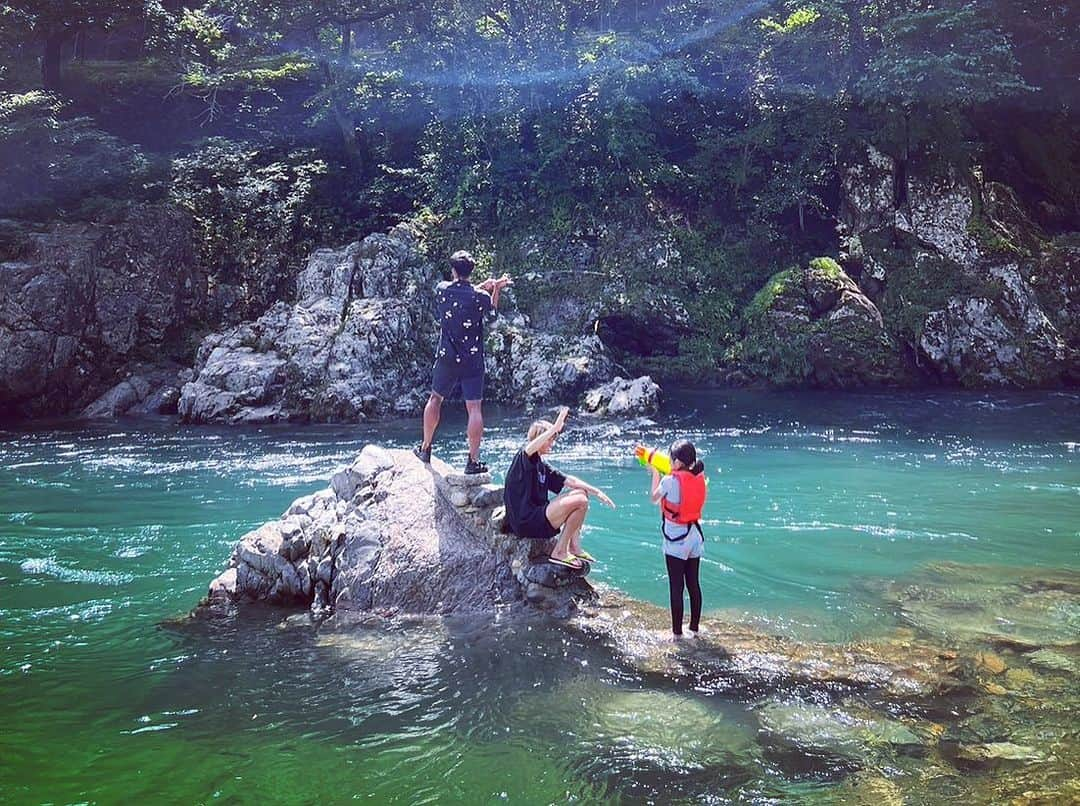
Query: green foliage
808 256 842 278
0 90 158 218
168 138 334 314
745 268 797 323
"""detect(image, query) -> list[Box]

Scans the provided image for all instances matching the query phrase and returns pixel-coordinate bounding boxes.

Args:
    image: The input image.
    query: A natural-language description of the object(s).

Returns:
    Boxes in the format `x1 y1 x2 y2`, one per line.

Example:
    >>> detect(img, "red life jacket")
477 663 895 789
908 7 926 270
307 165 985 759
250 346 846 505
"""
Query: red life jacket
662 469 707 525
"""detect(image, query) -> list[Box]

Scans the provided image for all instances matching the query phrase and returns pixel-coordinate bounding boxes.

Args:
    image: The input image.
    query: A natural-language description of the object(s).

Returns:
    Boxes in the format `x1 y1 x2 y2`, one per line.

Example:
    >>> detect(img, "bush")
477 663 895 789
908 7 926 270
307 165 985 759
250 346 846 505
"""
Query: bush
169 137 340 316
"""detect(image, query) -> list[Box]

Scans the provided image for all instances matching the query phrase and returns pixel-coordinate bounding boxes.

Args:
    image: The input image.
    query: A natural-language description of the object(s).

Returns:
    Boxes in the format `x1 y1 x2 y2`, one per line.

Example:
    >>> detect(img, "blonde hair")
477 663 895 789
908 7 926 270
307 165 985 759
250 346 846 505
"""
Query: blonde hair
527 420 555 441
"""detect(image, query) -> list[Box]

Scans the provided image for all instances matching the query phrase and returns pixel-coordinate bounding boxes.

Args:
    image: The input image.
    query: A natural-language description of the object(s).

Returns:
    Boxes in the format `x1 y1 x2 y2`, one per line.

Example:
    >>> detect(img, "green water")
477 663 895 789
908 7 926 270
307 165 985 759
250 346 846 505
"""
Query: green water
1 391 1078 803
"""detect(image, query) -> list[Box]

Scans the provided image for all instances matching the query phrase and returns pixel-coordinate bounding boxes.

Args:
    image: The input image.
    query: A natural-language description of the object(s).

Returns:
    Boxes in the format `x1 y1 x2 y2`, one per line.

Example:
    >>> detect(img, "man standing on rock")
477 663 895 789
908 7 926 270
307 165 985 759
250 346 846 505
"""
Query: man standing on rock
414 250 511 474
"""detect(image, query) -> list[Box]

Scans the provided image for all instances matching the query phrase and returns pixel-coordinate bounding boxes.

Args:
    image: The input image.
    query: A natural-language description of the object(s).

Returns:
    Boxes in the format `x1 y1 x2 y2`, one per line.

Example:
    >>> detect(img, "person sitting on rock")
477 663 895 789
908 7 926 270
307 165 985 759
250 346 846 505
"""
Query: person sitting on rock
503 406 615 569
648 439 707 638
414 250 511 474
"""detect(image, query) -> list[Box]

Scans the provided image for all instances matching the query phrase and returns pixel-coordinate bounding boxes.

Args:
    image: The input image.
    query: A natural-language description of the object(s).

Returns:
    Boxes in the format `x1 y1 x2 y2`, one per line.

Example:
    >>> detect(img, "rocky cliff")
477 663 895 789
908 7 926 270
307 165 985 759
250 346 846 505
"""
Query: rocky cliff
835 144 1078 387
177 223 617 423
0 206 201 419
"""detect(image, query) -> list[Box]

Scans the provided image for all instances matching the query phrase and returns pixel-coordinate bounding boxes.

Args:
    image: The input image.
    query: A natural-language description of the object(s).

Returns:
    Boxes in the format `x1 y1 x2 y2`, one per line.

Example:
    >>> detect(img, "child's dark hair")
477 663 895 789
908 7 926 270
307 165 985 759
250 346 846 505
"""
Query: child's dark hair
670 439 704 475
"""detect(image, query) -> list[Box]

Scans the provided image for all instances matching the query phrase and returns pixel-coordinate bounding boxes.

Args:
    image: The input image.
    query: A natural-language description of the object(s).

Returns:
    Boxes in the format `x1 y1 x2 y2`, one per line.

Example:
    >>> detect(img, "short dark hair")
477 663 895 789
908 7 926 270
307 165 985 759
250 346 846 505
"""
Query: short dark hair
449 250 475 277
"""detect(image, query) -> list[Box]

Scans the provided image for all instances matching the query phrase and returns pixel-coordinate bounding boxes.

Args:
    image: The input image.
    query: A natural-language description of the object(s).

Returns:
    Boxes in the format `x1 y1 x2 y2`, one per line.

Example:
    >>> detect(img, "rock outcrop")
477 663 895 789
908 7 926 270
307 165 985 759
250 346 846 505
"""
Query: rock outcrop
740 257 910 388
179 224 618 423
581 375 662 416
201 446 595 618
838 143 1078 387
0 206 202 419
199 444 972 703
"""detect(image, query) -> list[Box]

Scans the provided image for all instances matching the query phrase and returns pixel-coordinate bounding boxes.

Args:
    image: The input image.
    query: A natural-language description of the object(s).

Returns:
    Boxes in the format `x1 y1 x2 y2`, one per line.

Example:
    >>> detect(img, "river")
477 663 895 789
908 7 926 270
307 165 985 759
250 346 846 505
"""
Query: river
1 390 1077 803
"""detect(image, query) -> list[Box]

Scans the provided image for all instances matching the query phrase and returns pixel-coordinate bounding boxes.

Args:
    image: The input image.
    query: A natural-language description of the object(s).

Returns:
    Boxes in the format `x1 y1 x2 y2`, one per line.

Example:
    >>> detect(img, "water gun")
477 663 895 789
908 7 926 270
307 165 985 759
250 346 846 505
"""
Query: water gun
634 445 672 475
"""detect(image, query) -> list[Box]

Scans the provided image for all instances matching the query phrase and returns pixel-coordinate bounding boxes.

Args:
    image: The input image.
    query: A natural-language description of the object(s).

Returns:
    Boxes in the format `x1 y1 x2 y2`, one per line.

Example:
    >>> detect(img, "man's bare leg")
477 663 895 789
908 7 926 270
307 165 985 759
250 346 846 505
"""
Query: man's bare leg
465 399 483 460
421 392 443 451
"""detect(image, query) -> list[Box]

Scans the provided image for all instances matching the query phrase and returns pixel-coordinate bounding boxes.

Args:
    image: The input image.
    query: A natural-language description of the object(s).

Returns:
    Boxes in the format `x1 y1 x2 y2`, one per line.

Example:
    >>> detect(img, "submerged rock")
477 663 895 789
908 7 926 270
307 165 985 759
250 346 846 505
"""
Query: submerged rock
884 562 1080 650
567 589 967 699
581 375 661 416
756 699 930 767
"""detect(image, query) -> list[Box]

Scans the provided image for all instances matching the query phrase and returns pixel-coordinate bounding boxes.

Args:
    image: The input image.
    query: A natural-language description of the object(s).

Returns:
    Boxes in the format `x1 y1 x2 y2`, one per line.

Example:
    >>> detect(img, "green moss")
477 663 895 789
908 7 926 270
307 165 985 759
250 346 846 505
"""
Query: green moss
966 215 1021 256
808 256 843 278
745 268 796 322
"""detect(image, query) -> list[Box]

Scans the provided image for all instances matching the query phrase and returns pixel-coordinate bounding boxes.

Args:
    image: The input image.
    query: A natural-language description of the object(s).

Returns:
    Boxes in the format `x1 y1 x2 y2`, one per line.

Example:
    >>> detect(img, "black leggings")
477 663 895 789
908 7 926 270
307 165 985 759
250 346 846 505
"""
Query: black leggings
665 554 702 635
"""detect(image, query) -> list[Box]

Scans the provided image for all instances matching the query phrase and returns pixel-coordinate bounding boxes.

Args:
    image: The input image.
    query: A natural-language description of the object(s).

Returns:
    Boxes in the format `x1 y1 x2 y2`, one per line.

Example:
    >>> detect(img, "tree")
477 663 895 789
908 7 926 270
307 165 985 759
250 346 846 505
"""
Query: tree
3 0 143 89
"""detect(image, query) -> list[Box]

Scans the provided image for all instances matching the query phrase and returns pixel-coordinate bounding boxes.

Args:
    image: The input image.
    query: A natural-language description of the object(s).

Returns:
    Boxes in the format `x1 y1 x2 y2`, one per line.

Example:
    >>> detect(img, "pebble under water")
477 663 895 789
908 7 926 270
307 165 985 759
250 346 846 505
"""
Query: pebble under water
1 390 1078 803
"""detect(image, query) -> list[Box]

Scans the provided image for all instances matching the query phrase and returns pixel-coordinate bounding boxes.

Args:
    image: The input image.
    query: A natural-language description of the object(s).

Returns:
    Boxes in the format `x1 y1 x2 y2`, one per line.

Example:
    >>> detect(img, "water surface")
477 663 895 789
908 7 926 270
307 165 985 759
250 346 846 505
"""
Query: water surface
1 391 1077 802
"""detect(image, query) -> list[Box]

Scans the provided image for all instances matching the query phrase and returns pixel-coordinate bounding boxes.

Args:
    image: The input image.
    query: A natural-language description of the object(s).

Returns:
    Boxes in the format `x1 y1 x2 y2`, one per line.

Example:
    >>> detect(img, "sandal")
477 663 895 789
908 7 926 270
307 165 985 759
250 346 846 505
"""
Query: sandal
573 551 597 563
548 556 584 570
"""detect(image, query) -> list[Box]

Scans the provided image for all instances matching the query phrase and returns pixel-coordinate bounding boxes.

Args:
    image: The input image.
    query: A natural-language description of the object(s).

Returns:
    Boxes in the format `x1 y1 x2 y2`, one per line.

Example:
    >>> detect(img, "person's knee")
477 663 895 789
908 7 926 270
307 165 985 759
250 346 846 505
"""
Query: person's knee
428 392 444 407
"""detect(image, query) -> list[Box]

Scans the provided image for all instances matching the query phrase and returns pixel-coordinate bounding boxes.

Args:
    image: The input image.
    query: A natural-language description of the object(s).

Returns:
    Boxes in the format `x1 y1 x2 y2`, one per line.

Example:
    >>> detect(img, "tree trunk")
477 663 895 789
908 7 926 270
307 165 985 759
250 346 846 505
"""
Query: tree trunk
42 32 67 90
320 60 362 169
340 24 351 58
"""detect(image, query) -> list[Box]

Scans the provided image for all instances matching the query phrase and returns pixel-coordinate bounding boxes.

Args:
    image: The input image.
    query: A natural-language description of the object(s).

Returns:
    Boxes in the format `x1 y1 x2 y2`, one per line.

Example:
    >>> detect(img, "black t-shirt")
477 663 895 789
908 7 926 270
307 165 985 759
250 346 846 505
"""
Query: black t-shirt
436 279 493 374
503 449 566 529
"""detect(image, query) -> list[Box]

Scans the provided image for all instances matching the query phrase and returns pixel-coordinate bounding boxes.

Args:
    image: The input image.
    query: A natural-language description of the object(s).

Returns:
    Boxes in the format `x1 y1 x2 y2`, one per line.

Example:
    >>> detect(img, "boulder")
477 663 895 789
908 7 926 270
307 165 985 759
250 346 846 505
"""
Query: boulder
581 375 661 416
80 364 192 418
740 257 910 388
197 446 596 617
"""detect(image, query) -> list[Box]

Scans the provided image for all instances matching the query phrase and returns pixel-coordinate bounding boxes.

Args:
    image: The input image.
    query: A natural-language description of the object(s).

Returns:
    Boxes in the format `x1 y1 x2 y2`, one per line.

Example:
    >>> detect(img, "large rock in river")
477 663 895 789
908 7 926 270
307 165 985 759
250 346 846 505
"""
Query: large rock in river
201 446 594 617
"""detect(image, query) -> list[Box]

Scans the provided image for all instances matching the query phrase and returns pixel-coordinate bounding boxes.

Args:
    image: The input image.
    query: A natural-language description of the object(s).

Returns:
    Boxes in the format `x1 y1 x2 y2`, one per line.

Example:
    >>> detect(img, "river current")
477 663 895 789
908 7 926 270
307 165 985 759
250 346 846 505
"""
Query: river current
1 390 1077 802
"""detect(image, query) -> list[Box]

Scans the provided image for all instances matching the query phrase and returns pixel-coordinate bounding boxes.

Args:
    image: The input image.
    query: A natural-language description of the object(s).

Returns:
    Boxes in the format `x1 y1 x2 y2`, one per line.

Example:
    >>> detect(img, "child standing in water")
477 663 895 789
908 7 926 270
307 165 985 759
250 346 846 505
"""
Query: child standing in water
649 439 707 638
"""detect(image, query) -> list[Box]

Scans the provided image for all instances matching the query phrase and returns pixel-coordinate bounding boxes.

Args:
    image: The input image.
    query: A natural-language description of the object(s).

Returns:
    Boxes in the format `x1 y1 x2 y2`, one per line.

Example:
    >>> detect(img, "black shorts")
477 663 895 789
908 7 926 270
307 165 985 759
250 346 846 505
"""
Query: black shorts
512 508 560 540
432 357 484 401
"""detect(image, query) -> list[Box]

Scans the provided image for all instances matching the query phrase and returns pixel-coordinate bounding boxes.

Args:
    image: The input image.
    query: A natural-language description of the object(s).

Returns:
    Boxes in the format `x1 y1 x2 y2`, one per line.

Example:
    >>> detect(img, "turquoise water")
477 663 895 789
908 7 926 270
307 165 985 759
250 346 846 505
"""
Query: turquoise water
1 391 1078 802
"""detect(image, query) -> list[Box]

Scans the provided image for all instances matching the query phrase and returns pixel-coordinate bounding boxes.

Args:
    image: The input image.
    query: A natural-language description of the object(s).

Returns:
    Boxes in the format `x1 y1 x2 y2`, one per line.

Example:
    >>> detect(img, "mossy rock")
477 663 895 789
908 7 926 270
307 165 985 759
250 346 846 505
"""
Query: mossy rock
739 257 910 388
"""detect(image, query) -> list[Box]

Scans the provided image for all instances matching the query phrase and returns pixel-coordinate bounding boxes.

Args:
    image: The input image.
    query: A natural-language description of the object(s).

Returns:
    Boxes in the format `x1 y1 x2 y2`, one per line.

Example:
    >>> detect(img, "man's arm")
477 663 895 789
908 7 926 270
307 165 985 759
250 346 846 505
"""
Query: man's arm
564 475 616 509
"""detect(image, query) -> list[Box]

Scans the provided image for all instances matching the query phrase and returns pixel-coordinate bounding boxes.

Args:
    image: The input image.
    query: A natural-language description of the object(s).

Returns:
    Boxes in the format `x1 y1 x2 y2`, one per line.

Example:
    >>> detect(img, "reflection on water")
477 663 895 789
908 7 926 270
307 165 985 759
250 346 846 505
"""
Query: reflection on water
0 390 1077 802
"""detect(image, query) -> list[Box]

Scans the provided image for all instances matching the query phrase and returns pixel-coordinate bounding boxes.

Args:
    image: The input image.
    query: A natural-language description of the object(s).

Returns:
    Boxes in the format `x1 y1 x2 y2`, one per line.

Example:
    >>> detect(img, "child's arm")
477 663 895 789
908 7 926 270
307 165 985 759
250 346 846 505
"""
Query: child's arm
524 406 569 455
650 468 665 505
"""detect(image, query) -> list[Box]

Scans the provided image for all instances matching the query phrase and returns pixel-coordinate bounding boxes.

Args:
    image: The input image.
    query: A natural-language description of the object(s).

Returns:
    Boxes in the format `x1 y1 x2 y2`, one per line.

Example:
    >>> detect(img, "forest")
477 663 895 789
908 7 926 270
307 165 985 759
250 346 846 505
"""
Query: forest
1 1 1077 407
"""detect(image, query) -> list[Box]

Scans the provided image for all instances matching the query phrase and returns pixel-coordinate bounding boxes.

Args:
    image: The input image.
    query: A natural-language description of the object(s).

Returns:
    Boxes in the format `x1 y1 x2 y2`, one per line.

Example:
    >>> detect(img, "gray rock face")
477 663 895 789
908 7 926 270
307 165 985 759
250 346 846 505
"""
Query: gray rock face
582 375 662 416
839 143 1078 387
200 446 595 617
80 363 193 418
180 225 619 423
920 264 1070 386
0 207 201 419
